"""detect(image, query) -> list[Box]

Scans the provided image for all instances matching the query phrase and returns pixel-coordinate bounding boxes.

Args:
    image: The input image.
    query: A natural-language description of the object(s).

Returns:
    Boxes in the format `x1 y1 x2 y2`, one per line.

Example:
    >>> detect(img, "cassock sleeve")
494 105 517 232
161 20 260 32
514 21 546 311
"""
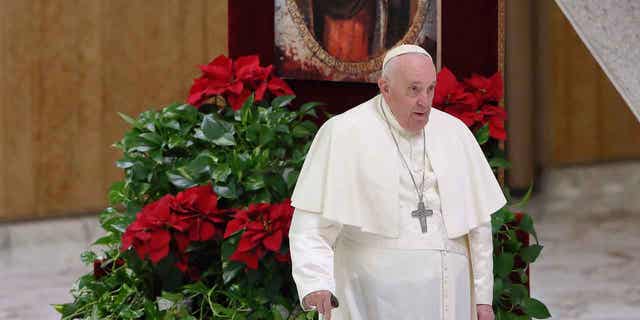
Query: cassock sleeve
468 221 494 305
289 207 343 310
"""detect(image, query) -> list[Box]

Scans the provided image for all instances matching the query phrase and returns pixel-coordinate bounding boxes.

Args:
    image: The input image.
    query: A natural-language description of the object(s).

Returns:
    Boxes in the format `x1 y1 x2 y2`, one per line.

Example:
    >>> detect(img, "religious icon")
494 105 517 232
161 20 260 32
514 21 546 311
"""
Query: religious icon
275 0 441 83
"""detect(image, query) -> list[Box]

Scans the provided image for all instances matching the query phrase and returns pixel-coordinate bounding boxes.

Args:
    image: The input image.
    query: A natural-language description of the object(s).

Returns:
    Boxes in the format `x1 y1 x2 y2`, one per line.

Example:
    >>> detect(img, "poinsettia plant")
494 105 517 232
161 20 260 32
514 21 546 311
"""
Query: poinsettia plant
434 69 549 319
56 55 548 319
56 54 323 319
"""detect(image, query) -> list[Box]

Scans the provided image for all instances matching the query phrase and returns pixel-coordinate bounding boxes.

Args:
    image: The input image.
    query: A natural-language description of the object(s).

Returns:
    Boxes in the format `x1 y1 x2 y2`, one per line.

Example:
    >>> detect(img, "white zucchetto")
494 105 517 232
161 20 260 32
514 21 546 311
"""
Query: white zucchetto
382 44 432 70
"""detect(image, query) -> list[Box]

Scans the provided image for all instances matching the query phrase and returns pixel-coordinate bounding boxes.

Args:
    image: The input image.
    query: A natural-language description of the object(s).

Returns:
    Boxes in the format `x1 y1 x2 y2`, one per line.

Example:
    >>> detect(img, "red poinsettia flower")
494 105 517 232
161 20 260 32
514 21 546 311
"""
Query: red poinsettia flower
187 55 243 107
172 184 229 242
465 72 503 103
442 104 484 127
226 88 254 111
223 200 294 269
234 56 270 84
121 195 176 263
433 68 478 108
168 184 230 275
267 76 294 97
187 54 295 111
121 184 230 272
227 55 294 110
433 68 481 126
480 105 507 140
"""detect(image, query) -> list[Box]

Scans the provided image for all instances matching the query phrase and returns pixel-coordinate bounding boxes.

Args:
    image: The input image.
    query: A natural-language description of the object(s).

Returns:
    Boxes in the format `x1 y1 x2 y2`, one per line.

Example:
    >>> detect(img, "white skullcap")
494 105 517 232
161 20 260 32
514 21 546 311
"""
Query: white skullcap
382 44 432 70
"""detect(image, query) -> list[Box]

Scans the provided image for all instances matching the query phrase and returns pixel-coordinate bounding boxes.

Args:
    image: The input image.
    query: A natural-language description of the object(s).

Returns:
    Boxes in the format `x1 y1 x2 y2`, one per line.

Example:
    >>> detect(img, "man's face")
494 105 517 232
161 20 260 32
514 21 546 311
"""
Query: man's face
377 54 437 133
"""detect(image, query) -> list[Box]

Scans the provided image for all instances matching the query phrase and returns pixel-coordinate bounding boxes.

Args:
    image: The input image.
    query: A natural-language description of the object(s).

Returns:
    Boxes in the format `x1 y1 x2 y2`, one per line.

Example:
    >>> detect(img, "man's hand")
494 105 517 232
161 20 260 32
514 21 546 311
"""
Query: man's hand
477 304 494 320
303 290 335 320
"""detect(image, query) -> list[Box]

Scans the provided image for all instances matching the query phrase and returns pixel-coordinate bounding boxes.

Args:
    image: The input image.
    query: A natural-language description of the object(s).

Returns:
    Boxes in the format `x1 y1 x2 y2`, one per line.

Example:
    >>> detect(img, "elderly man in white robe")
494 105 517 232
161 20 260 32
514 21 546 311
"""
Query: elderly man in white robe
288 44 505 320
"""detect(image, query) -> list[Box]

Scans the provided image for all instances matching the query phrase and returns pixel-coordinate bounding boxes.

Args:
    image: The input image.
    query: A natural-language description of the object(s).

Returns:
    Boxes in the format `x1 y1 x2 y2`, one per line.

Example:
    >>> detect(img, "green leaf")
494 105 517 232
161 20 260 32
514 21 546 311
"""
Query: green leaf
221 234 240 259
503 186 513 205
186 156 212 178
163 119 181 131
491 210 505 234
167 135 186 149
494 253 515 278
292 120 317 138
489 157 512 169
81 251 97 265
521 297 551 318
243 174 265 191
275 124 290 134
246 123 260 143
249 189 272 204
214 183 239 199
222 263 244 284
139 132 163 146
149 149 163 164
118 112 137 126
266 173 288 198
108 181 127 205
509 283 529 304
201 114 236 146
115 157 135 169
92 233 119 246
493 277 505 296
167 171 196 189
299 101 324 118
128 140 155 153
513 181 534 208
504 236 523 253
258 125 276 146
271 95 295 108
474 124 490 145
211 164 232 182
242 92 255 111
518 214 538 241
519 244 543 263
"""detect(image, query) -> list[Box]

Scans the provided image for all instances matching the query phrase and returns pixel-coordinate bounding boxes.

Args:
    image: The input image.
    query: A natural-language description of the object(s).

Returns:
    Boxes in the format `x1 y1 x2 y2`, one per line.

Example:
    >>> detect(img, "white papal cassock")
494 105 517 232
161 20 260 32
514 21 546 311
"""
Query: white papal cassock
289 95 505 320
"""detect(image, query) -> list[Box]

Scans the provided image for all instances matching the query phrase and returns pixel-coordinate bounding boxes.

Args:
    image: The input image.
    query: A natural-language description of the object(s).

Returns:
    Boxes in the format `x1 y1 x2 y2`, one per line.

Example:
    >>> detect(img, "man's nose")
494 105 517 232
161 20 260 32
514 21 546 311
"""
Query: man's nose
417 90 429 107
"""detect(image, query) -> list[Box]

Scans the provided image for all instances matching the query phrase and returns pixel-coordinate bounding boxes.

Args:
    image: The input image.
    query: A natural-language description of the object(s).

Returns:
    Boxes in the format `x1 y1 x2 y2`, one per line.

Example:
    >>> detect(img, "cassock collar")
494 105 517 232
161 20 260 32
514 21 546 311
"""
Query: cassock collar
378 96 423 139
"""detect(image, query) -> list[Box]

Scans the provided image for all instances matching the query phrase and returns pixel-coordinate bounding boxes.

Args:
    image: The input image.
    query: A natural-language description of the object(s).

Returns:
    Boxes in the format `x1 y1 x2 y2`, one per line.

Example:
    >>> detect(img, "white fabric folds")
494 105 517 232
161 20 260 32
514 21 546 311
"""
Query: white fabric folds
289 209 495 319
291 94 506 239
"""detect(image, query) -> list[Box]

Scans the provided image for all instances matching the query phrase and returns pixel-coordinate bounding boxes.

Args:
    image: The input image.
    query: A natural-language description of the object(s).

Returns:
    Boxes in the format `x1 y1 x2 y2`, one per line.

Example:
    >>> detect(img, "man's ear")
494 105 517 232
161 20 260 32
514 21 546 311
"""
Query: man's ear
378 78 389 95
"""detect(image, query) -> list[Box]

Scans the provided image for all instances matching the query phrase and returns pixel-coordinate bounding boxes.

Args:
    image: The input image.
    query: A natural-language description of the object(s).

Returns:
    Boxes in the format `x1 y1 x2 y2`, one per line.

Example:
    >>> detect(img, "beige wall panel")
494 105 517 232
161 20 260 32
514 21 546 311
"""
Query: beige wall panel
71 2 105 213
206 1 229 59
100 0 147 199
599 75 640 159
565 21 601 163
1 1 39 219
34 2 104 217
0 1 6 218
550 5 570 165
1 1 228 221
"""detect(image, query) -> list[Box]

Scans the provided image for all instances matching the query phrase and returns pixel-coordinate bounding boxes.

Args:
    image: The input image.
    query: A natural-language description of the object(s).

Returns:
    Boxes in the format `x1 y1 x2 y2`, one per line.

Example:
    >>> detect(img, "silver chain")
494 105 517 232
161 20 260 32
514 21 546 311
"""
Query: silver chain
379 98 427 203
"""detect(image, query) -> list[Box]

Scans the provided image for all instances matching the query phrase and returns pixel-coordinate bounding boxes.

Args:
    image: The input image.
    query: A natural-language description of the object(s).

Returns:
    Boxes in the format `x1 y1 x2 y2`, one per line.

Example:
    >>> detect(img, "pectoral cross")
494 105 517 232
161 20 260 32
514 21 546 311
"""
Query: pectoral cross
411 201 433 233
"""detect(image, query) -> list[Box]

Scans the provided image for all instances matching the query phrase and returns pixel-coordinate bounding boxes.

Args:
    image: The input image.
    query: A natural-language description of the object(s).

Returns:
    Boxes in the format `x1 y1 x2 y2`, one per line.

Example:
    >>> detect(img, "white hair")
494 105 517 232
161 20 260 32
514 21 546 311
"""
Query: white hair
381 57 399 81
